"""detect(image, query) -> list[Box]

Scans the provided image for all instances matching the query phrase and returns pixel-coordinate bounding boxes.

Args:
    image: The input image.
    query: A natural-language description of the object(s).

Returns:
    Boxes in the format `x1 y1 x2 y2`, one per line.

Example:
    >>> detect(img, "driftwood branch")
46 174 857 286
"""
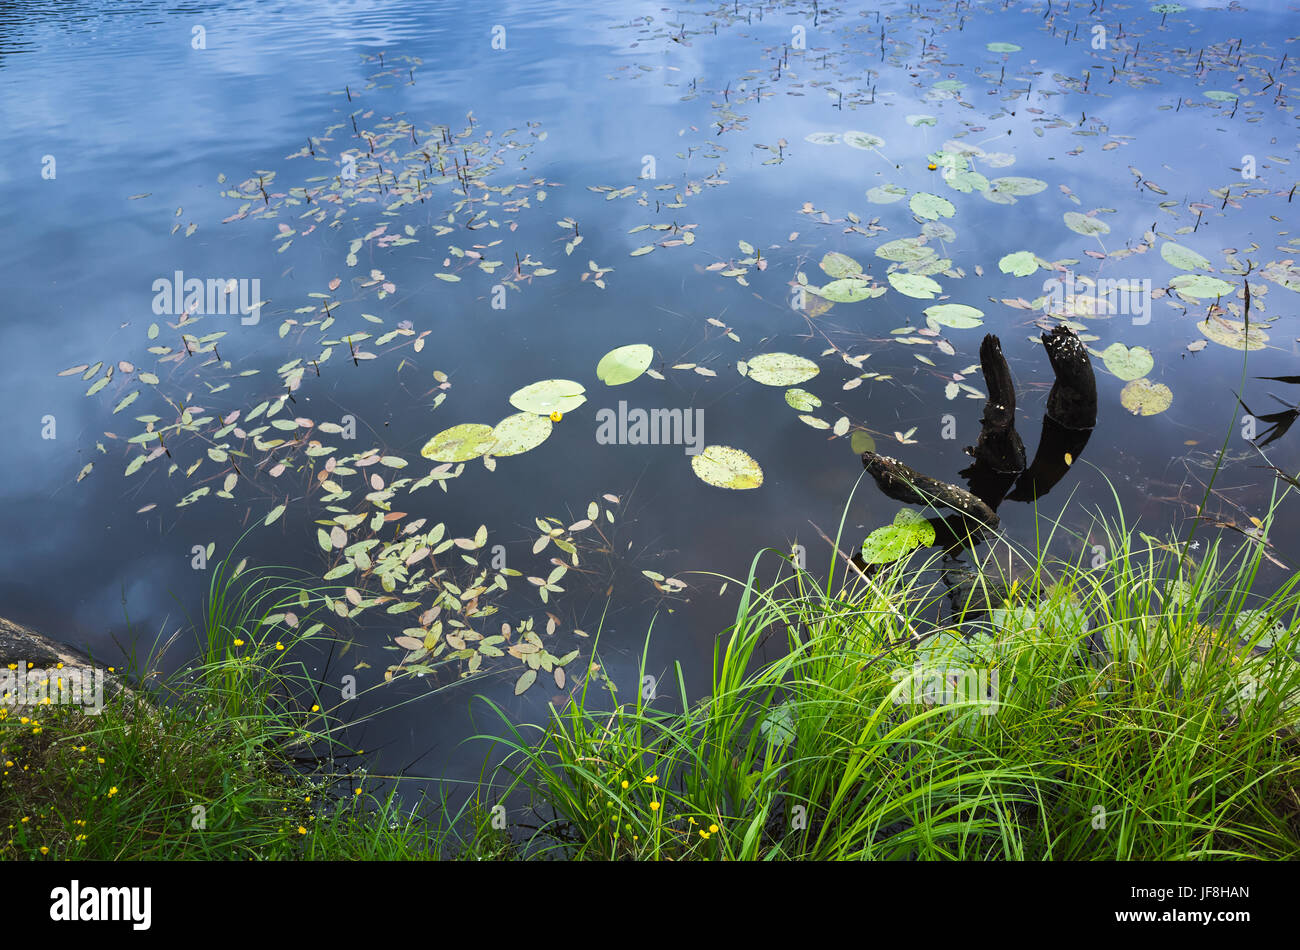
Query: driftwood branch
861 452 1000 528
965 334 1026 474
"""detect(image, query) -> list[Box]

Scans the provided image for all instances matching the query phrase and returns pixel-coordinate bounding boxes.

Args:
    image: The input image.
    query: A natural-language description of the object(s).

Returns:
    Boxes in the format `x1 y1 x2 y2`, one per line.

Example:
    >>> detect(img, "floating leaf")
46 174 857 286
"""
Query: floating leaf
784 388 822 411
909 192 955 220
998 251 1038 277
804 132 840 145
815 278 883 303
490 413 553 457
690 445 764 490
746 353 820 386
1197 316 1268 351
924 303 985 331
989 176 1047 196
843 130 886 150
264 503 286 526
860 509 936 565
905 114 937 127
1120 378 1173 416
421 423 497 462
596 344 654 386
867 183 908 204
1100 343 1154 381
887 272 942 299
1171 274 1235 299
1160 242 1212 272
509 379 587 415
514 669 537 695
820 252 862 278
1064 211 1110 236
986 41 1021 52
876 238 934 263
850 430 876 454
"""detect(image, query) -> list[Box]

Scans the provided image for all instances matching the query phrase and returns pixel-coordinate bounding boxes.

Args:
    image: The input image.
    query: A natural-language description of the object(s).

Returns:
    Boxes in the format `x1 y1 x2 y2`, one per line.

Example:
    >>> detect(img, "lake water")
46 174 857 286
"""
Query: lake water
2 0 1298 803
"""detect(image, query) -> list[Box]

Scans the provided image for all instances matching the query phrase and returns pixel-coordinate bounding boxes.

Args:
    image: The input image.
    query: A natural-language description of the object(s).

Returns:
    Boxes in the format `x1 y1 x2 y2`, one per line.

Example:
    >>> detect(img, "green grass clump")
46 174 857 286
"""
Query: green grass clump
0 550 504 860
481 504 1300 860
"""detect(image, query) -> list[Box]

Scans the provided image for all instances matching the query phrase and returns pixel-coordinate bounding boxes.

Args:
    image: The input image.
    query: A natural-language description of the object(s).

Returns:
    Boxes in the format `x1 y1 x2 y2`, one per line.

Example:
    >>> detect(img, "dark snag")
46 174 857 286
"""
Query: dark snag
1041 325 1097 431
862 451 1000 529
965 333 1026 473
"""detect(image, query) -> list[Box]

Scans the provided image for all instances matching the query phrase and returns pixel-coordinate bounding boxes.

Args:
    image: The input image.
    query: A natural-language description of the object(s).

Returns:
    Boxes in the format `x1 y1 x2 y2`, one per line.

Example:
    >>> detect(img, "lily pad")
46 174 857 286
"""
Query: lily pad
421 423 497 462
746 353 820 386
924 303 985 331
490 412 553 457
876 238 935 263
998 251 1039 277
1197 316 1268 351
1120 378 1173 416
1160 242 1212 272
784 388 822 411
1064 211 1111 236
815 278 885 303
860 508 936 565
804 132 840 145
820 251 863 278
844 130 886 150
906 114 937 127
850 430 877 454
509 379 587 415
946 170 990 193
989 176 1047 196
596 343 654 386
1170 274 1235 299
888 272 942 299
1100 343 1154 381
867 183 908 204
690 445 764 490
986 41 1021 52
909 192 956 220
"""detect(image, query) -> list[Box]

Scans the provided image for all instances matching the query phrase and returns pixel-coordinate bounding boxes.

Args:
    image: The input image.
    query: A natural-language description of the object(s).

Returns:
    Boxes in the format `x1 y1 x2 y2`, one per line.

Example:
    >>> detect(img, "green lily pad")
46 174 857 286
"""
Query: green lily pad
820 251 863 278
924 303 985 331
746 353 820 386
1064 211 1111 236
1160 242 1213 272
805 132 840 145
1100 343 1154 381
998 251 1039 277
861 508 936 565
490 412 553 457
989 176 1047 196
1171 274 1235 299
986 41 1022 52
1261 261 1300 293
909 192 956 220
784 388 822 411
690 445 764 490
1197 316 1268 351
1204 90 1238 102
906 114 937 127
946 169 990 193
596 343 654 386
850 429 877 455
844 130 886 150
867 183 909 204
1120 378 1173 416
815 278 885 303
933 79 965 92
509 379 587 415
876 238 936 263
421 423 497 462
888 272 942 299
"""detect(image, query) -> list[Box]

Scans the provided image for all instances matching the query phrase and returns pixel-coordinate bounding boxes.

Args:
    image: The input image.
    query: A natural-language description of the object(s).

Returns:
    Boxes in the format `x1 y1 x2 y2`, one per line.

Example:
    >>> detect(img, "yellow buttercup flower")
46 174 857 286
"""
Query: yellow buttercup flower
649 801 659 812
550 410 563 422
